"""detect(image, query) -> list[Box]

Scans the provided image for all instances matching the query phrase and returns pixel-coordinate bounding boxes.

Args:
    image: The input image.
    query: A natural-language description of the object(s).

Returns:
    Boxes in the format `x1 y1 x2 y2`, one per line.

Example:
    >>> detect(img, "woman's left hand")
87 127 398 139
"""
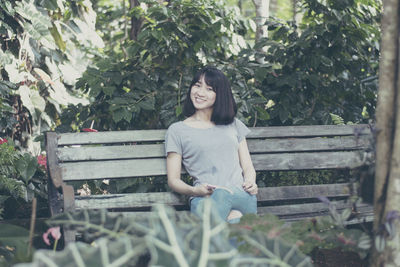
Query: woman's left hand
243 180 258 195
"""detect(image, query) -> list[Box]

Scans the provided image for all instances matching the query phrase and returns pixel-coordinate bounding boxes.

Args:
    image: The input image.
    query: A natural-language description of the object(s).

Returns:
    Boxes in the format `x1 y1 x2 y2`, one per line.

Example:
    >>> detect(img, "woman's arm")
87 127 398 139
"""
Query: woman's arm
238 139 258 195
166 152 212 196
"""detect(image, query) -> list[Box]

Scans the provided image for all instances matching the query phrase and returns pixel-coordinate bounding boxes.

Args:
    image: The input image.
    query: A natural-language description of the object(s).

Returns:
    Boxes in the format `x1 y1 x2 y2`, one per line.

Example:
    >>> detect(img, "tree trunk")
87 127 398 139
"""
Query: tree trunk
252 0 269 41
129 0 142 41
371 0 400 266
292 0 302 26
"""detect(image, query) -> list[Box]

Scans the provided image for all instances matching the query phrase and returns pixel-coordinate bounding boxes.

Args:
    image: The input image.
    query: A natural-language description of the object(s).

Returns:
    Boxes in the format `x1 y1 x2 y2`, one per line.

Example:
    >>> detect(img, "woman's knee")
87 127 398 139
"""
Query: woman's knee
227 209 242 224
232 192 257 214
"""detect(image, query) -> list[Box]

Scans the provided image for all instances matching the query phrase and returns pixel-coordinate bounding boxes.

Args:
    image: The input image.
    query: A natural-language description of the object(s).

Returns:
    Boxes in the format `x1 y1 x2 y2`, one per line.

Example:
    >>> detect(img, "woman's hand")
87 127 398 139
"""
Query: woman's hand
192 184 215 197
243 180 258 195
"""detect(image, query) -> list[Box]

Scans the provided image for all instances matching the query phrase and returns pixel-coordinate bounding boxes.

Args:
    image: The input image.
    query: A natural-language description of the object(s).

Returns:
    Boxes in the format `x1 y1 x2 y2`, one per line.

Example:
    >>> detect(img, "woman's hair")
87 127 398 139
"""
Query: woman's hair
183 66 237 125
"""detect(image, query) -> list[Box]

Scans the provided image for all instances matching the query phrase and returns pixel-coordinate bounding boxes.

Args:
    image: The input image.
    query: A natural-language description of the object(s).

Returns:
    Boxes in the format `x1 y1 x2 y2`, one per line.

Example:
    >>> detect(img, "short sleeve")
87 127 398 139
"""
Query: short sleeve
234 118 250 142
165 124 182 156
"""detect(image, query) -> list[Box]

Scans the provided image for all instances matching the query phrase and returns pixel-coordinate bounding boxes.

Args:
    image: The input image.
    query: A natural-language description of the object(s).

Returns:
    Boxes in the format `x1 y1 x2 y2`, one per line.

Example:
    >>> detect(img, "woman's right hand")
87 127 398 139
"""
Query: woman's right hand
192 184 214 197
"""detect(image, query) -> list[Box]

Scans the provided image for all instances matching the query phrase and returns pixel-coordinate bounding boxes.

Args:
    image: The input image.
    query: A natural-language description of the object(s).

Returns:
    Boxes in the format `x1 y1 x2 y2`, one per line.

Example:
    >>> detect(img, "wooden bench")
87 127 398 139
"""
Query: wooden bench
45 124 374 242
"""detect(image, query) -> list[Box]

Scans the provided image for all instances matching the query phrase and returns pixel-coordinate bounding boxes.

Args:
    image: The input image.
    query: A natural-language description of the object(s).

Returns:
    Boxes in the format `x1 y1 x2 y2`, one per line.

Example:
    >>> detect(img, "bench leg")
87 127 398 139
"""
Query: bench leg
63 229 76 245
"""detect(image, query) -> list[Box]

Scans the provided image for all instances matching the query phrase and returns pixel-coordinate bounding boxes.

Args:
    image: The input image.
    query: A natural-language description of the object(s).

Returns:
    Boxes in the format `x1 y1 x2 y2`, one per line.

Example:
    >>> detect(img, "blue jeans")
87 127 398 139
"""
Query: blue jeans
190 187 257 223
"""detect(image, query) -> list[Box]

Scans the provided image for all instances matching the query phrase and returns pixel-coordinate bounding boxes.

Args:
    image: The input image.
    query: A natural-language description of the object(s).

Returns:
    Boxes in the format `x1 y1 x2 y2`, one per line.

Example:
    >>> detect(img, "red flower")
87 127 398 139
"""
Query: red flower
37 155 47 169
0 138 8 145
82 128 98 132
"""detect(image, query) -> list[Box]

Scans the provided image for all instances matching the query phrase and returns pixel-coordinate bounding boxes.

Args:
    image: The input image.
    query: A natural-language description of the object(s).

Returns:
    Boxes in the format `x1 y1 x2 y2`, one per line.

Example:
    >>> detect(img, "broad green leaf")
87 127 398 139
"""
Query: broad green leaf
320 56 333 67
254 106 270 121
0 223 30 248
112 108 132 123
16 153 38 184
102 86 116 97
49 24 66 51
137 96 155 111
308 74 319 88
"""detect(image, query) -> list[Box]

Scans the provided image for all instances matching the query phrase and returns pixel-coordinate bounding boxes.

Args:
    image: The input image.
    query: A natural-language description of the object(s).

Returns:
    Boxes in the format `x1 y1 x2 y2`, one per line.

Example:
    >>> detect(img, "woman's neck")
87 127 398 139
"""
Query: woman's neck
192 109 212 122
183 110 215 129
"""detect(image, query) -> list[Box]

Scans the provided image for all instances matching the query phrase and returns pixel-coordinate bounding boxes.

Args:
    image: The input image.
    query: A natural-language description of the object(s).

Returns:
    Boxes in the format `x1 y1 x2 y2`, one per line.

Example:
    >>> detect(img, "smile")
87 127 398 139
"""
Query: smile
194 97 207 102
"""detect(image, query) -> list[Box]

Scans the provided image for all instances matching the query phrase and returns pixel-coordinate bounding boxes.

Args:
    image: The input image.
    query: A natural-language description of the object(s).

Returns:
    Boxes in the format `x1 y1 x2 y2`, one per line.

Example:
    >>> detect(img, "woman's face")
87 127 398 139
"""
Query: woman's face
190 75 216 112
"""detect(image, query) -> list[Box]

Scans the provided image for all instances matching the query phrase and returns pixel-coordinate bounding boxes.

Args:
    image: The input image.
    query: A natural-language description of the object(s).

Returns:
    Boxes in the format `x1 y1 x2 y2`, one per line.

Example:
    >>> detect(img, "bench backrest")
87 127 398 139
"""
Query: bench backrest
46 124 372 220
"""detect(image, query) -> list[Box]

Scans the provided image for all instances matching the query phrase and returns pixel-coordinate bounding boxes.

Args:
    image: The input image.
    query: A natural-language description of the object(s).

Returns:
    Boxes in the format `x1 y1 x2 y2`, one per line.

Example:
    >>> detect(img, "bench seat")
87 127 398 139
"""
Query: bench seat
46 124 374 242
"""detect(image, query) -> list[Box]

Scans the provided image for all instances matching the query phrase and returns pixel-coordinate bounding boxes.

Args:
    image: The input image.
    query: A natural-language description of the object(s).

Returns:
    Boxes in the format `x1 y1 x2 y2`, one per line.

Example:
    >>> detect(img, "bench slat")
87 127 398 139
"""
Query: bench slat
252 151 367 171
258 201 373 220
57 130 167 145
248 136 370 153
74 184 352 210
57 136 370 162
56 124 371 146
117 205 374 224
60 151 367 181
256 183 351 201
75 193 373 224
60 158 167 180
248 124 371 138
58 144 165 161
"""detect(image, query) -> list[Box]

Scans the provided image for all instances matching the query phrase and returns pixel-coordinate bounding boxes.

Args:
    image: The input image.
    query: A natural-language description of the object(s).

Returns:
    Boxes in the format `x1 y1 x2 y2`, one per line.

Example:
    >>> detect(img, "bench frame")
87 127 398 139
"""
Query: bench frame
46 124 374 242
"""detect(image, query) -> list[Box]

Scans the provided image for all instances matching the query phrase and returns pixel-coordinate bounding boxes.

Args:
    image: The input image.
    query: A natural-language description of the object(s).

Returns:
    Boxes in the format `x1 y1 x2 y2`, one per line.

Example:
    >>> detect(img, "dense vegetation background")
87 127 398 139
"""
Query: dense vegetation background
0 0 383 265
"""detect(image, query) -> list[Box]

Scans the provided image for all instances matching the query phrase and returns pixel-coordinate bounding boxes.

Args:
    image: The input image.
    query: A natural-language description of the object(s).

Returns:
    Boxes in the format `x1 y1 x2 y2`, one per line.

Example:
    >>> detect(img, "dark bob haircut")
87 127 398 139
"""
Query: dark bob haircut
183 66 237 125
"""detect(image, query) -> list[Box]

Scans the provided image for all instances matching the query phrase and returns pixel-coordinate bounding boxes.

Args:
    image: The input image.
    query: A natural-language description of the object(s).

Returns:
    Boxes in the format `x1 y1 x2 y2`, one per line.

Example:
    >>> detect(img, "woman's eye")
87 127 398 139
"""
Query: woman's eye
207 87 214 91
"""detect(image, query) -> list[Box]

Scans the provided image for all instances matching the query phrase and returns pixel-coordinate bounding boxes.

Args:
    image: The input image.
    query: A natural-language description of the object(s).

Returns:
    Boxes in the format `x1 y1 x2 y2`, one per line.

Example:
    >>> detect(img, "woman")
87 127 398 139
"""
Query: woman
165 66 258 223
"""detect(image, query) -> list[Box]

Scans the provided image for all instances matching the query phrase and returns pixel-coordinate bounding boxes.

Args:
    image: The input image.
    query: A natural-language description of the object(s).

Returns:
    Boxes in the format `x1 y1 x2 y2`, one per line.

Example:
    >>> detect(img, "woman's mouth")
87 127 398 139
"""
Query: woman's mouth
194 97 206 103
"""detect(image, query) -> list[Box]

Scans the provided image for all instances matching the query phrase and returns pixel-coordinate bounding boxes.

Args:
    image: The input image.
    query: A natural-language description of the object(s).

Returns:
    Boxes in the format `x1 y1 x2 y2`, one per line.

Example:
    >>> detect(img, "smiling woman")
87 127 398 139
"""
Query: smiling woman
165 66 258 224
190 76 216 113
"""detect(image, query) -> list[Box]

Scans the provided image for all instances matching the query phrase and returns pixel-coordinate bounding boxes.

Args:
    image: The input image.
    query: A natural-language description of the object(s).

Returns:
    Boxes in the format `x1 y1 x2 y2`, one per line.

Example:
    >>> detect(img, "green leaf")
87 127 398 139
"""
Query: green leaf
112 108 132 123
49 24 66 51
255 106 270 120
279 108 289 123
308 74 319 88
374 235 385 252
255 67 270 81
102 86 116 97
357 233 371 250
341 208 351 221
320 56 333 67
16 153 38 184
0 223 30 248
0 223 32 261
175 105 182 117
0 0 14 15
39 0 58 10
137 97 155 111
0 80 17 92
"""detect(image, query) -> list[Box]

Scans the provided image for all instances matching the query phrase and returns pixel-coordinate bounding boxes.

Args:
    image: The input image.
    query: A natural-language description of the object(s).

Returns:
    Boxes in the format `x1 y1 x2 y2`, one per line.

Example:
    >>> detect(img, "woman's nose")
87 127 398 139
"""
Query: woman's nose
195 86 206 94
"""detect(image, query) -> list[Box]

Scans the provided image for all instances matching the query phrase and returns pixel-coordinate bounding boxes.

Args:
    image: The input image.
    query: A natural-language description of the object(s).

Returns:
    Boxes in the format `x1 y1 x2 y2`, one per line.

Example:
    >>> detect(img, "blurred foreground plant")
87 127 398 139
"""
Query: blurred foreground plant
17 200 312 267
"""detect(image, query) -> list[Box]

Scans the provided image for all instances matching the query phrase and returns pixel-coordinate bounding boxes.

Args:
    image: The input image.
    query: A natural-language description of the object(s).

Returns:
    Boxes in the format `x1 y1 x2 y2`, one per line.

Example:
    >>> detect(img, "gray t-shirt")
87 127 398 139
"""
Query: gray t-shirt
165 118 250 190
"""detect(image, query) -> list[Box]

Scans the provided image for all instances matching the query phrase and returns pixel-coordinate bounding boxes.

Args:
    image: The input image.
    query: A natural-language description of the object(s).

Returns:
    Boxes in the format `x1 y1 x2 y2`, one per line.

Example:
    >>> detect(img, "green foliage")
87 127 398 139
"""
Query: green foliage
0 140 47 220
63 0 381 133
234 211 371 260
0 223 32 264
244 0 381 125
0 141 25 219
0 0 102 150
257 169 351 188
62 0 253 131
0 81 18 136
28 202 312 266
